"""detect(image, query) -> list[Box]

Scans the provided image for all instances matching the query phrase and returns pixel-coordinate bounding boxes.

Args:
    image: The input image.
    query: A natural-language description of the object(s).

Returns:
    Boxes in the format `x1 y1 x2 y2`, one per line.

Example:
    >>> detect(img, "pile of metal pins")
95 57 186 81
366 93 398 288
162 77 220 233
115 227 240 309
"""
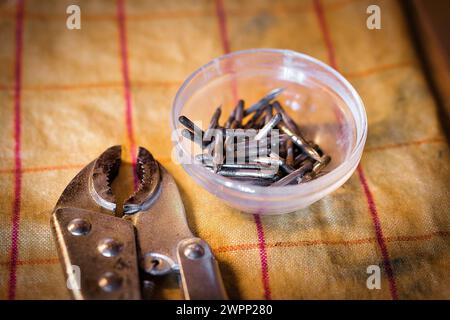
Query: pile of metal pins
178 88 331 186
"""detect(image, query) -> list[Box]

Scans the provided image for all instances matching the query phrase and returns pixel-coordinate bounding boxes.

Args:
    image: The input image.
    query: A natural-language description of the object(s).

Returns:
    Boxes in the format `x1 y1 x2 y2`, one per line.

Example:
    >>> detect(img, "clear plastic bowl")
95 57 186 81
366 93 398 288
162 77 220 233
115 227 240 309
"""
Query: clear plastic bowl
171 48 367 214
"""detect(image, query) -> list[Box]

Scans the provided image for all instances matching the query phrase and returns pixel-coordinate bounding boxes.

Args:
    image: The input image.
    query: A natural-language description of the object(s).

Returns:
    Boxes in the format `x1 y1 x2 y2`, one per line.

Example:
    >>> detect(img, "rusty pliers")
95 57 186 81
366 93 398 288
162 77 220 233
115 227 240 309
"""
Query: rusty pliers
51 146 228 300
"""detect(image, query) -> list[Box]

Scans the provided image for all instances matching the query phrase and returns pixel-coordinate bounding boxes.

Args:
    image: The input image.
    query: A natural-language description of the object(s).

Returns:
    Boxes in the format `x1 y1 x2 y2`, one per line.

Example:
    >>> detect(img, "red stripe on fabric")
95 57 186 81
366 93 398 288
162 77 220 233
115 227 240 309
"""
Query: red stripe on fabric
8 0 25 301
214 0 230 54
214 0 238 99
117 0 138 188
312 0 398 299
214 0 271 299
357 166 399 299
254 214 272 300
313 0 337 69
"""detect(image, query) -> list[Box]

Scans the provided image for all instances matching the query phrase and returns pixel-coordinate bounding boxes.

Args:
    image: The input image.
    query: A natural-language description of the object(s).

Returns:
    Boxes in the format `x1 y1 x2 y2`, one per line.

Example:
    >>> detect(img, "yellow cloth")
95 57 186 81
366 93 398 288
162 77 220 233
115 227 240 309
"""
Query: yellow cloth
0 0 449 299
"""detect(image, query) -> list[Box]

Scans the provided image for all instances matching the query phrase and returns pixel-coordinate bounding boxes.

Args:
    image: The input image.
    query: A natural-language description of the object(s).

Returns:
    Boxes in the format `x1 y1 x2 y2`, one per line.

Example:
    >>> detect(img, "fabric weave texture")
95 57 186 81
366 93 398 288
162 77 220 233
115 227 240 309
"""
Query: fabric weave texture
0 0 449 299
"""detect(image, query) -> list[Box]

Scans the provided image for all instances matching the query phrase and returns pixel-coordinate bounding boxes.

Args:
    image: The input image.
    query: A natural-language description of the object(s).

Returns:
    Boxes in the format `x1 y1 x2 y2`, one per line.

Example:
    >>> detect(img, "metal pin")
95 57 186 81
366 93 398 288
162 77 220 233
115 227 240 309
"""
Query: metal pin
223 133 255 164
230 119 239 129
253 115 267 129
250 152 292 174
278 142 287 158
217 167 277 180
234 100 244 125
208 106 222 130
267 133 290 147
195 153 213 165
228 177 276 186
224 115 234 129
179 115 204 136
224 135 234 153
250 153 283 166
285 139 294 167
203 128 217 147
313 170 330 179
280 162 295 174
277 122 322 162
244 88 284 116
264 105 273 125
294 152 308 167
255 113 282 141
272 101 301 135
268 133 287 151
260 152 294 174
300 155 331 183
205 162 272 171
224 101 240 129
225 100 244 129
311 155 330 174
203 107 221 143
182 129 210 148
270 160 314 186
230 134 285 154
226 146 262 164
244 104 268 129
308 141 324 157
222 128 256 138
230 139 279 152
212 132 224 172
229 138 257 153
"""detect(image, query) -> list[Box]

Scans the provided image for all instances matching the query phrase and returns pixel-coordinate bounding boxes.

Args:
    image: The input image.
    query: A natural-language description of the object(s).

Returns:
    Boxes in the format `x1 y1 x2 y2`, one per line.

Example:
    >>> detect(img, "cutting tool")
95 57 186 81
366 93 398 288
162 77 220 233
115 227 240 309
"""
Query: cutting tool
51 145 228 300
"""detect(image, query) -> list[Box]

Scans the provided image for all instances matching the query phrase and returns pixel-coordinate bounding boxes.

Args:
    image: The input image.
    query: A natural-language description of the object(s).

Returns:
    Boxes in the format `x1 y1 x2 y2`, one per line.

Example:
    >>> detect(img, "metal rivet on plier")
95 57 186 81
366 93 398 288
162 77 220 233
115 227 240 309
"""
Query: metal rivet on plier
97 238 123 257
98 272 123 292
67 218 91 236
184 243 205 260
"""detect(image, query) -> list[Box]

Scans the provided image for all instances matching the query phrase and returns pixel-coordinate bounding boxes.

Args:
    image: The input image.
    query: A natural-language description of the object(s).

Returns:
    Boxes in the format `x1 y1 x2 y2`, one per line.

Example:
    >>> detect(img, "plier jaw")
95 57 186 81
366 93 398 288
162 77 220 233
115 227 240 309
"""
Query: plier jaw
51 146 227 300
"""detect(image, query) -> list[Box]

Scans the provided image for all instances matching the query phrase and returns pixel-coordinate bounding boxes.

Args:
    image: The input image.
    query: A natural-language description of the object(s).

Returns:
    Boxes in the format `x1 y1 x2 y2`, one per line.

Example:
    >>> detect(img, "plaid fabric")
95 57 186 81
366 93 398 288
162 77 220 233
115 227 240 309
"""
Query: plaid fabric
0 0 449 300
